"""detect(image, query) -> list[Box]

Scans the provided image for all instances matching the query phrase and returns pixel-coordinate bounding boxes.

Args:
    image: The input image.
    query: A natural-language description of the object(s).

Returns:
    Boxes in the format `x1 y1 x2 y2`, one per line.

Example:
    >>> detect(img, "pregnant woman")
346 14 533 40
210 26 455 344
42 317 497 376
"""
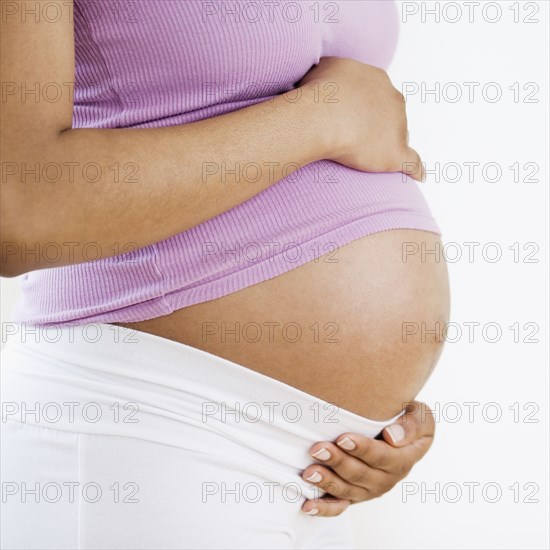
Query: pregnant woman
1 0 449 548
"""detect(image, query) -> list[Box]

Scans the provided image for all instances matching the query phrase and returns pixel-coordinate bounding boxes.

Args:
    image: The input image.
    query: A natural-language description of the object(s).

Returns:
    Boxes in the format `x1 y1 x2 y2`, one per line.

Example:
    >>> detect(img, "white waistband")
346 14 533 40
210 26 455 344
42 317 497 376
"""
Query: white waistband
1 324 402 475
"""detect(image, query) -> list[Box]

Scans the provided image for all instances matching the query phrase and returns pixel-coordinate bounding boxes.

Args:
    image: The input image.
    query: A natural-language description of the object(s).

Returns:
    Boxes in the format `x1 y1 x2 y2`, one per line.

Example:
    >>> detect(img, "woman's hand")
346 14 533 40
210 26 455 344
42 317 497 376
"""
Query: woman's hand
298 57 424 181
301 402 435 517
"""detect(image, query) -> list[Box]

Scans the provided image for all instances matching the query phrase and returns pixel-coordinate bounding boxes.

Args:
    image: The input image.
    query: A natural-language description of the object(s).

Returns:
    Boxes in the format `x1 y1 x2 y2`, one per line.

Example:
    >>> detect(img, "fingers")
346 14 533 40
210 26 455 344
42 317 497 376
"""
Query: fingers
302 461 392 502
301 402 437 514
327 402 434 474
302 495 351 517
308 439 394 481
332 434 397 472
382 401 435 451
327 431 421 476
301 463 371 502
400 147 425 182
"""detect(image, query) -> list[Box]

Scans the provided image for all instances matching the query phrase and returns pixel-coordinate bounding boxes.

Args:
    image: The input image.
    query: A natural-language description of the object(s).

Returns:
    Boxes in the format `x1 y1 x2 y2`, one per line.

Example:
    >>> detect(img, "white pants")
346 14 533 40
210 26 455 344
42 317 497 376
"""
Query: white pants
0 324 401 549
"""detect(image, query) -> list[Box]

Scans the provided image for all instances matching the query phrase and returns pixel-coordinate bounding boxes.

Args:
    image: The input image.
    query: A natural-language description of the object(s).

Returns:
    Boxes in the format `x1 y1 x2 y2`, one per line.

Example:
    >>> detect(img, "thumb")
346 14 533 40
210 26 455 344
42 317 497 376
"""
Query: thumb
399 147 425 182
382 401 435 448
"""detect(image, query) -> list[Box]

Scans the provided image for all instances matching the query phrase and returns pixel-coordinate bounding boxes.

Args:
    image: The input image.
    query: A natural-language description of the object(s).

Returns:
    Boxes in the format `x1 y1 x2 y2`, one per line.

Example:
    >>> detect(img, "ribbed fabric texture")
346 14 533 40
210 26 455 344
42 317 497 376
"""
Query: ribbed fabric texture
12 0 440 326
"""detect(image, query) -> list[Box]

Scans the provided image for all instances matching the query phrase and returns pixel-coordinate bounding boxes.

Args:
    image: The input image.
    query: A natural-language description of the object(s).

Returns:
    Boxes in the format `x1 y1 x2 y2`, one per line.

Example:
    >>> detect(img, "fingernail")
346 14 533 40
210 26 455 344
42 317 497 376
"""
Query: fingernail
305 508 319 516
311 448 331 461
386 424 405 443
337 437 356 451
305 471 323 483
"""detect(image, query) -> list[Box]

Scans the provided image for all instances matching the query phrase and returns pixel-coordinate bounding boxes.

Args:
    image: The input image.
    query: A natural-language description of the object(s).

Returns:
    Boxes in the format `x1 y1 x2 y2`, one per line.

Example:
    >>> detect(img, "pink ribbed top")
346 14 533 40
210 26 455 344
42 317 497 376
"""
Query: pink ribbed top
12 0 440 326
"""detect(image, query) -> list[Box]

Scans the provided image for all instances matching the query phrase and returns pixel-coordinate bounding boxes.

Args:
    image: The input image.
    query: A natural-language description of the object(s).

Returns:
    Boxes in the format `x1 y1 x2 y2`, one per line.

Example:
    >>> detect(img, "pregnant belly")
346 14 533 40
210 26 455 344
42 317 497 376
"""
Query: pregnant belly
119 230 450 420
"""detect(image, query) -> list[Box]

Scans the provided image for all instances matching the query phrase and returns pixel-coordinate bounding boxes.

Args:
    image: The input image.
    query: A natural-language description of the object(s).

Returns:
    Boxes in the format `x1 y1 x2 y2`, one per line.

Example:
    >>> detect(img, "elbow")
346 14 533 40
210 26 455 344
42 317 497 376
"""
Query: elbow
0 233 28 278
1 233 61 278
0 216 35 278
0 263 26 278
1 185 45 277
0 235 43 278
1 215 70 277
1 143 70 278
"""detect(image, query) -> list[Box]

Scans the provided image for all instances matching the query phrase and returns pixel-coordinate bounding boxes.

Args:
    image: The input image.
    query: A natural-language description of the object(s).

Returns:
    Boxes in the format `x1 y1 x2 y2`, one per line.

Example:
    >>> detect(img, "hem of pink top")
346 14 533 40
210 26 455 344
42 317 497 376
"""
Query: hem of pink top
12 211 440 327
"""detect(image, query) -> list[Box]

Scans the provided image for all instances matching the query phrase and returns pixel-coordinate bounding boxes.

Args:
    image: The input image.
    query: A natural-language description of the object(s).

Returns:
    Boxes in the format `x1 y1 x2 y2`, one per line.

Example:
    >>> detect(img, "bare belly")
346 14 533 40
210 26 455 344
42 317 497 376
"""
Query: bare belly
119 230 450 420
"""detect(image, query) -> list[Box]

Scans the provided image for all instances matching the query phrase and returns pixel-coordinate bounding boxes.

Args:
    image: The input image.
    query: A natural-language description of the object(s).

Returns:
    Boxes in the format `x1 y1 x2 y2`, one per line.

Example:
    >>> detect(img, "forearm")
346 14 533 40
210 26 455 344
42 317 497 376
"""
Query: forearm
1 91 330 276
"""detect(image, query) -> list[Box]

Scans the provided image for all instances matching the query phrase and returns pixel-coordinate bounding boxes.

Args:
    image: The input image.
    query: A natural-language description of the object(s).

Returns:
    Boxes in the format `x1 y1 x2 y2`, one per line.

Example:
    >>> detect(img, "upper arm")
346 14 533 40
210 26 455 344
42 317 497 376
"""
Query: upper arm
1 1 75 268
1 0 75 144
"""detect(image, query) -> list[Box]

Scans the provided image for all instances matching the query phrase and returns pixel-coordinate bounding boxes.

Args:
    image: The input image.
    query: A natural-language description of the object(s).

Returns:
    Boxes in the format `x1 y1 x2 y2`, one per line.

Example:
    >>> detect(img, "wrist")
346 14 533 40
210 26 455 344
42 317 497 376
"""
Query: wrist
290 84 339 164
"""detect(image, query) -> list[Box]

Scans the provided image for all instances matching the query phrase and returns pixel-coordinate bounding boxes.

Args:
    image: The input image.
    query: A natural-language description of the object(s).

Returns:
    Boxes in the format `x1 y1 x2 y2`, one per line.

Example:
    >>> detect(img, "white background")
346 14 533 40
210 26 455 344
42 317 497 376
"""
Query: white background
349 1 550 548
1 1 549 549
